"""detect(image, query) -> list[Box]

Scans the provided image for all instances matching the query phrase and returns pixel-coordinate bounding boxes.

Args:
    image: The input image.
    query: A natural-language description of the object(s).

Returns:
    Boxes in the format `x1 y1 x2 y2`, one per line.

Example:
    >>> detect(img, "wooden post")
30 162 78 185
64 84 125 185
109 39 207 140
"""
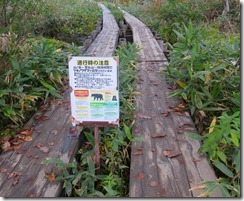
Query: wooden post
94 126 100 174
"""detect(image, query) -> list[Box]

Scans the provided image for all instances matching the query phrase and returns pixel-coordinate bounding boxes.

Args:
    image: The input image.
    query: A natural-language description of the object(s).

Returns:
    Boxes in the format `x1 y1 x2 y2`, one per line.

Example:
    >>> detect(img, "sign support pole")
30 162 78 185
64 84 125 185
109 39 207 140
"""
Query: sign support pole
94 126 100 174
68 56 120 175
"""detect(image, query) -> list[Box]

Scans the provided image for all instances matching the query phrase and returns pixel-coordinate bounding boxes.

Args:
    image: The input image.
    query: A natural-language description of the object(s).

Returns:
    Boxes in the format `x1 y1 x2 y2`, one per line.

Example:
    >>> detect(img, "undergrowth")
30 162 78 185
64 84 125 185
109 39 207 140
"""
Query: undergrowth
0 0 102 147
42 43 141 197
121 0 240 197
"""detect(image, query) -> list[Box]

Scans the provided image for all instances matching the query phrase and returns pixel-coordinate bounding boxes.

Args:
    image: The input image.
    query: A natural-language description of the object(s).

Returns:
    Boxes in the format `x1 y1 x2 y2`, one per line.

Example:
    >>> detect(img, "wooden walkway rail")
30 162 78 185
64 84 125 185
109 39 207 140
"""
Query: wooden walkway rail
123 11 220 197
0 4 119 197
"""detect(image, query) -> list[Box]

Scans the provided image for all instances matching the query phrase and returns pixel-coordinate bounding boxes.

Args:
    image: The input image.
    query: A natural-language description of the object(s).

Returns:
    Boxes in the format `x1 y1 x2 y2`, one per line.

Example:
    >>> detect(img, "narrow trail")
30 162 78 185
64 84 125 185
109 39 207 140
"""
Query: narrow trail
0 4 119 197
0 4 220 198
123 11 220 197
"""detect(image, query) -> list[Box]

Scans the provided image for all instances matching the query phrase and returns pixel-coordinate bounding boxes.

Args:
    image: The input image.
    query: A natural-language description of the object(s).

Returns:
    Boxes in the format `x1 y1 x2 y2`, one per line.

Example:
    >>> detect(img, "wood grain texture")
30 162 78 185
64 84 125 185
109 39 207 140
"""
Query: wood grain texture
0 4 119 198
85 4 119 57
123 11 220 197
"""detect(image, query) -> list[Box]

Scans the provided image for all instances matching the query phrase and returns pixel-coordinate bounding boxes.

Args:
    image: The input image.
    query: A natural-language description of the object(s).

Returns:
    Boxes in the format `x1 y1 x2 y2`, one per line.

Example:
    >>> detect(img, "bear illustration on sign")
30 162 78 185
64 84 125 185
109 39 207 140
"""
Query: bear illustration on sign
91 93 103 101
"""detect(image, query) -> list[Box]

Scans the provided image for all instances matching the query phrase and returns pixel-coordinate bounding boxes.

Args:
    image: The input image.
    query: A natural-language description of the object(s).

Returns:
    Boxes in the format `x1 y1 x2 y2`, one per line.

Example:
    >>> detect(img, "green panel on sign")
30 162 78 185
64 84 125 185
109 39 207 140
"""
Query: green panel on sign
90 102 104 108
104 102 118 107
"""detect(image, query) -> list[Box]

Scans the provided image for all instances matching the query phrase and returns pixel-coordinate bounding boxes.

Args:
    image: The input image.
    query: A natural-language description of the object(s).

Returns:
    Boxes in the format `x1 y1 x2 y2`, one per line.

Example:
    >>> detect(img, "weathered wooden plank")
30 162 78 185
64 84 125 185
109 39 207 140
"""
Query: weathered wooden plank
131 62 191 197
124 11 220 197
0 98 64 189
0 89 77 197
85 4 119 57
0 4 119 197
165 87 220 197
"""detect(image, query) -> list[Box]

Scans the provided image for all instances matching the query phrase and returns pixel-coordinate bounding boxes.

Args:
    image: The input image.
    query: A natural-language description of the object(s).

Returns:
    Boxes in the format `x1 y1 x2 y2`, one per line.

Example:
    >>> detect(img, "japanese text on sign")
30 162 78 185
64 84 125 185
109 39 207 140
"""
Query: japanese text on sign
69 57 119 125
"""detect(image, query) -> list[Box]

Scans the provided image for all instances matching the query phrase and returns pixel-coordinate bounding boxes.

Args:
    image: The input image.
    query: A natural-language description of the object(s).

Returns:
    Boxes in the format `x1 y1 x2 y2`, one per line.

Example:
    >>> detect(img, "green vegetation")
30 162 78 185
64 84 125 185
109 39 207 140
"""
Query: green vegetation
35 0 102 44
42 43 141 197
105 3 124 23
123 0 240 44
120 0 240 197
0 0 102 144
0 0 240 197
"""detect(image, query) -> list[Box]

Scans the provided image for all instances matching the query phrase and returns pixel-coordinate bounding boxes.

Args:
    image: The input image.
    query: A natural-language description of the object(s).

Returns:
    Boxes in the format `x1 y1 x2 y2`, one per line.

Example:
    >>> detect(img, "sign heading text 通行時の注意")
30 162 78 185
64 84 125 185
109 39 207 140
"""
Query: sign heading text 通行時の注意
69 56 119 125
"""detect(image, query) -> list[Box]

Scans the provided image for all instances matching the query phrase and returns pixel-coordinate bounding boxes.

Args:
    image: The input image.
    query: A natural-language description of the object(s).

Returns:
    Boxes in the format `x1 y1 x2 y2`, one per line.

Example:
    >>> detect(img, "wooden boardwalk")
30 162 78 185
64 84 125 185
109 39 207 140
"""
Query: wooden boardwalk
123 11 220 197
0 4 220 198
0 4 119 197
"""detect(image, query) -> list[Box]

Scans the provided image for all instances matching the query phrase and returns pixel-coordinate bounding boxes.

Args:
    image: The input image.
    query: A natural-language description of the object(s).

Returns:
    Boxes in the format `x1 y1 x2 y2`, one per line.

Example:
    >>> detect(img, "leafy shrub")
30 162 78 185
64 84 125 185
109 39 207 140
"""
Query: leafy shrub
35 0 102 44
187 111 240 197
166 22 240 130
167 22 240 197
123 0 240 45
116 43 140 124
0 36 79 130
0 0 47 37
0 0 100 135
42 157 105 197
105 3 124 23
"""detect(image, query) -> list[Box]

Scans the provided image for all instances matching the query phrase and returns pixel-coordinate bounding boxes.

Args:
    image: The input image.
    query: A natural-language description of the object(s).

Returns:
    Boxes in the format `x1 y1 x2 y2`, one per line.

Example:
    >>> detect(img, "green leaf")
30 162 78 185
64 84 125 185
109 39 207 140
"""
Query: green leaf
185 132 205 141
104 187 119 196
11 57 20 70
195 94 203 109
219 185 231 197
230 132 239 147
49 90 62 99
0 90 7 97
221 182 239 194
213 161 233 178
123 123 132 140
84 131 94 146
88 156 95 175
72 172 83 186
39 79 55 90
200 181 218 196
95 174 107 181
80 149 94 160
204 107 225 111
94 190 105 197
217 151 227 163
64 180 73 196
2 107 16 116
233 149 240 173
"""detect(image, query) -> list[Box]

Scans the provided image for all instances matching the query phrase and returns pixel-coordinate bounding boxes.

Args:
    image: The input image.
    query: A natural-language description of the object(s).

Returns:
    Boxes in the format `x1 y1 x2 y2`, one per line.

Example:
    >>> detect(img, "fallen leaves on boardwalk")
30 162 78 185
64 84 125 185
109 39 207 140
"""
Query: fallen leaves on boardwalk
163 150 182 158
0 129 33 153
8 171 21 186
132 151 143 156
0 168 8 173
34 114 49 122
137 113 151 119
169 103 185 112
179 121 194 128
160 110 170 117
48 172 56 182
136 172 145 180
151 133 166 138
149 181 158 187
35 143 49 153
3 141 11 152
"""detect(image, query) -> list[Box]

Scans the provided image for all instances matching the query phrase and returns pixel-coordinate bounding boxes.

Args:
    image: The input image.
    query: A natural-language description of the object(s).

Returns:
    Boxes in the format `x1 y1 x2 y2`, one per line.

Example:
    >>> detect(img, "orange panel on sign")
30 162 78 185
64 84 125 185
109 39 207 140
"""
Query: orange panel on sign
74 90 89 97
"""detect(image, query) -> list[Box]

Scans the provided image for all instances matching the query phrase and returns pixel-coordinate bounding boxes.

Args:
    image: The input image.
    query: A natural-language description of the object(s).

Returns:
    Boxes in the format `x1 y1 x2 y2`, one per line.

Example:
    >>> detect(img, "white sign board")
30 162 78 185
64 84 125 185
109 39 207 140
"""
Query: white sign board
69 56 119 126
